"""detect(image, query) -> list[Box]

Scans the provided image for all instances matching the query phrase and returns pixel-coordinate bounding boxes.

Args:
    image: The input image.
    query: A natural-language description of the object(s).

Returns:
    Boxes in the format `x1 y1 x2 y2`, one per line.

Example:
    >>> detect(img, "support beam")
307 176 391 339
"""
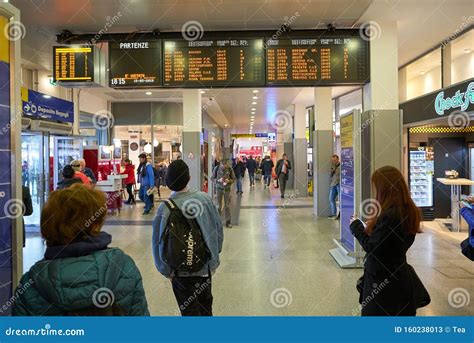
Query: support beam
182 89 202 191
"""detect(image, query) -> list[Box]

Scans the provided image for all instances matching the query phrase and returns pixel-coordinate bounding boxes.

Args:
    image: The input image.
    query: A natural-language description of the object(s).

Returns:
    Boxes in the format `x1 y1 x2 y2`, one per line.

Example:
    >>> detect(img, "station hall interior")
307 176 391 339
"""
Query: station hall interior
0 0 473 316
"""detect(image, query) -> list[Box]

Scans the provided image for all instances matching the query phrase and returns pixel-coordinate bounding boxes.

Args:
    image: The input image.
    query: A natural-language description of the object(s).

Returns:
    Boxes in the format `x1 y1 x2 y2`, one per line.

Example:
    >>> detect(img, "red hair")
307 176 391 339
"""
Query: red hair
366 166 421 235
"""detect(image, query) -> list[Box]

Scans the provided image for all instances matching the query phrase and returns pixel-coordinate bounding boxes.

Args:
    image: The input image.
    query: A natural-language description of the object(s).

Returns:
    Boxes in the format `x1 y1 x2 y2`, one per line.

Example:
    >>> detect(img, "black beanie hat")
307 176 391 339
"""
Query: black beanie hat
62 165 75 178
166 160 190 191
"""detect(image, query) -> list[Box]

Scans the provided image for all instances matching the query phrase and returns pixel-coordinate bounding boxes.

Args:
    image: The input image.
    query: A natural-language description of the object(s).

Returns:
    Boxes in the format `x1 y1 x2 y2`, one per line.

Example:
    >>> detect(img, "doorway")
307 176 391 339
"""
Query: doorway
21 132 50 230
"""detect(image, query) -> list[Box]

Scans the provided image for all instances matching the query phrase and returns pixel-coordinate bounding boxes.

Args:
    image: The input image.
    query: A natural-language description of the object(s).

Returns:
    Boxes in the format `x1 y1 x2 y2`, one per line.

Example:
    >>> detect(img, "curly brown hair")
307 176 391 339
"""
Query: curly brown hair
41 184 107 246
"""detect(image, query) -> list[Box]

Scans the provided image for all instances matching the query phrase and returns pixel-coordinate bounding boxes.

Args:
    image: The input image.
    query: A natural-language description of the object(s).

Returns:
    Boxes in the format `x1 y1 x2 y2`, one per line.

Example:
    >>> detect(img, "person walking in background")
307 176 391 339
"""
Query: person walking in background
13 184 149 316
261 155 274 189
21 185 33 247
246 155 257 187
79 158 97 184
152 160 223 316
122 159 136 204
213 159 235 228
137 153 155 215
275 154 292 199
329 155 340 219
350 166 428 316
153 161 162 198
233 156 245 195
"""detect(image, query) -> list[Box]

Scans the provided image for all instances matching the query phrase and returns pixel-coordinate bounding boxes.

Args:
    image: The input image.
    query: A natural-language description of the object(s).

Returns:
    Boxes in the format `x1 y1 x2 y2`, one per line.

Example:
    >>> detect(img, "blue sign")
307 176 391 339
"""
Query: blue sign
340 147 355 251
21 88 74 124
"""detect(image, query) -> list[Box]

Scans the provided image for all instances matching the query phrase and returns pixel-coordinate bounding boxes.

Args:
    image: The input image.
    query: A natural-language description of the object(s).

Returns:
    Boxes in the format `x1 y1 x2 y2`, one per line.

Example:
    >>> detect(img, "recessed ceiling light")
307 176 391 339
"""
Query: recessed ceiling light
419 71 425 75
252 90 259 93
252 96 258 100
200 90 206 94
252 101 257 105
145 91 152 95
465 48 472 53
250 116 255 119
251 108 256 111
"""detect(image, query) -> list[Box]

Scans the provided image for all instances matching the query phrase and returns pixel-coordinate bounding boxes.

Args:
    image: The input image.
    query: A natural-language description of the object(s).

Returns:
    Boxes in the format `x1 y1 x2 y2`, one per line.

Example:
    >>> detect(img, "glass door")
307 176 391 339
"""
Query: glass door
52 136 83 189
21 132 49 230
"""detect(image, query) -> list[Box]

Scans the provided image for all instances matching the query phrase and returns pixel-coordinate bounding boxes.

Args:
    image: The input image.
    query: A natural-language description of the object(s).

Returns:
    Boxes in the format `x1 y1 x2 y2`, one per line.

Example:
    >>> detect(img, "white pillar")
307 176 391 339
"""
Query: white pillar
313 87 333 216
363 21 399 111
293 102 307 197
182 89 202 190
362 20 402 181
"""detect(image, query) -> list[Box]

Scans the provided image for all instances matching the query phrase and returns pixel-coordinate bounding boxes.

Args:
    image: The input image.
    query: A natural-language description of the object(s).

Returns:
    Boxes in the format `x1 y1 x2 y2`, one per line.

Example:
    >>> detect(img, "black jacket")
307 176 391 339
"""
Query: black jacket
350 208 418 316
233 161 246 177
261 159 274 174
275 159 292 181
246 158 257 173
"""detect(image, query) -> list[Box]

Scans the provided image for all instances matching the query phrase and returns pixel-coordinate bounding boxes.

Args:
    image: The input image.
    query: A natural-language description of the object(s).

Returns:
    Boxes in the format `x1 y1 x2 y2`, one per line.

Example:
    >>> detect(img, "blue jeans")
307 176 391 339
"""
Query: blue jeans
329 184 340 216
264 173 271 186
139 185 153 213
249 172 255 185
236 177 243 193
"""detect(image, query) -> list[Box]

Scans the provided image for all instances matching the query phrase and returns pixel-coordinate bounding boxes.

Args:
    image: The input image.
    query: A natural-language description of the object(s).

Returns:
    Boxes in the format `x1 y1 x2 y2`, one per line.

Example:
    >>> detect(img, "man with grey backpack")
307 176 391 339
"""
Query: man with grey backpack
152 160 224 316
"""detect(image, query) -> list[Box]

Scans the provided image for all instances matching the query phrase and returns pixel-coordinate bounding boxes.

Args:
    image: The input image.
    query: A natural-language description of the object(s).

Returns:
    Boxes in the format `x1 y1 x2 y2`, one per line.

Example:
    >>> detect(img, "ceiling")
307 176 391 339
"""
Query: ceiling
10 0 474 133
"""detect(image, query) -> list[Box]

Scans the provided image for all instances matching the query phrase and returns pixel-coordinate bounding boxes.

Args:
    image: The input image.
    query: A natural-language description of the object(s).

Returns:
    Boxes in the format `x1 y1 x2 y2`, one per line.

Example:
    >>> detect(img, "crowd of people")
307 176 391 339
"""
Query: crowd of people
13 151 430 317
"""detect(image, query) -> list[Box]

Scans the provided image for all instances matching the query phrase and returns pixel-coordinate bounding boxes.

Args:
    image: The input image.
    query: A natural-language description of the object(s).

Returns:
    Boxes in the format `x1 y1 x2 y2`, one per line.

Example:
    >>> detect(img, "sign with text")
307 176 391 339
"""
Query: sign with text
21 88 74 123
109 41 161 87
266 36 369 86
340 114 355 252
53 46 94 83
163 39 265 87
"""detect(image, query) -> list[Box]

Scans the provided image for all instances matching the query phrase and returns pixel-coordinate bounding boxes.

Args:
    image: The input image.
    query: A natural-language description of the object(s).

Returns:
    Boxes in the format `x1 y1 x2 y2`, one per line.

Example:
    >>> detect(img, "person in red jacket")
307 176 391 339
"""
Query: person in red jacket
122 159 136 204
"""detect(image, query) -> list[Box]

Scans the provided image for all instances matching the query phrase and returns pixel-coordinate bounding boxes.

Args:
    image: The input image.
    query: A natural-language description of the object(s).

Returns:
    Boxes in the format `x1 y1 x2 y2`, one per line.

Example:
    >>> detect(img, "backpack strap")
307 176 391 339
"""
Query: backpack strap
164 199 175 211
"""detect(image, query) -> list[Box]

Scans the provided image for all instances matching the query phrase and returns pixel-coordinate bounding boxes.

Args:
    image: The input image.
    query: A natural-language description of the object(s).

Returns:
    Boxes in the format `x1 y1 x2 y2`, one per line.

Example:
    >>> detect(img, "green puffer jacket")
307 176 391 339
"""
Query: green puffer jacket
12 248 149 316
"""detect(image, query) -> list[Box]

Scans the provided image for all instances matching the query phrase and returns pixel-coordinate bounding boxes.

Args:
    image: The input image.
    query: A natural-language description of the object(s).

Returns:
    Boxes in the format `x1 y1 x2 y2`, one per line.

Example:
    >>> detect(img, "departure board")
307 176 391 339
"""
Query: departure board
53 46 94 82
109 41 161 87
163 39 265 87
266 37 369 85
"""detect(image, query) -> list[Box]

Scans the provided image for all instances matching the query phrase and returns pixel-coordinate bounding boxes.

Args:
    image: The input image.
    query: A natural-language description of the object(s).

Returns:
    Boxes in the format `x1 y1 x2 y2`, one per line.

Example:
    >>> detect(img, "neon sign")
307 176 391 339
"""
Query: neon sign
435 82 474 115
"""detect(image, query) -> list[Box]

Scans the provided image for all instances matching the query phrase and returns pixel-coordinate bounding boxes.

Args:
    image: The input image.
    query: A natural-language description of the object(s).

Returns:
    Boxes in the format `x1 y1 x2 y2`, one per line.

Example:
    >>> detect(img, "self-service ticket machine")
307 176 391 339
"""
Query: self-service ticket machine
330 109 403 268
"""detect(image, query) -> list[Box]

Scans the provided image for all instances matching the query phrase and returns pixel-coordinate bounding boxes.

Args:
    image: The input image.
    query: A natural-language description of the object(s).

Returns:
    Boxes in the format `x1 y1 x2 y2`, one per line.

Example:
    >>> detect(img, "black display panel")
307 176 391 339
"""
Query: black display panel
53 46 94 82
163 39 265 87
109 41 161 87
265 37 369 85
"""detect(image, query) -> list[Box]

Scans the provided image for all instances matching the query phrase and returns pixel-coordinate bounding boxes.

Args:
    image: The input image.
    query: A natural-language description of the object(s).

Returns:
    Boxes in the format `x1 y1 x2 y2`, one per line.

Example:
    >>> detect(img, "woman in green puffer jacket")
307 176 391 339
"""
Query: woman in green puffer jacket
13 184 149 316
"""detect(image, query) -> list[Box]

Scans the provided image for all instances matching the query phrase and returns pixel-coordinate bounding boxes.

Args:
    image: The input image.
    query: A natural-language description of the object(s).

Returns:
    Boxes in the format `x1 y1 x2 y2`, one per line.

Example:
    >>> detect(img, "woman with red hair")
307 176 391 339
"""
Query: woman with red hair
350 166 428 316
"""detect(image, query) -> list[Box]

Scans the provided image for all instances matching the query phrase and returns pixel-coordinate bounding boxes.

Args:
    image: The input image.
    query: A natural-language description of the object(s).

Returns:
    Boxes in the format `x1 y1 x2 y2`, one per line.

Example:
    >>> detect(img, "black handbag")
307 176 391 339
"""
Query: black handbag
406 264 431 309
356 274 364 304
460 238 474 261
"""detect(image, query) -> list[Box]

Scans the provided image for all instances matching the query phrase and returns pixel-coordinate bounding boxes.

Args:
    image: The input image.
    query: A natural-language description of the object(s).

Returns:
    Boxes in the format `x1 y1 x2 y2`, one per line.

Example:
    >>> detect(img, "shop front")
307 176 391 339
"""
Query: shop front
401 78 474 228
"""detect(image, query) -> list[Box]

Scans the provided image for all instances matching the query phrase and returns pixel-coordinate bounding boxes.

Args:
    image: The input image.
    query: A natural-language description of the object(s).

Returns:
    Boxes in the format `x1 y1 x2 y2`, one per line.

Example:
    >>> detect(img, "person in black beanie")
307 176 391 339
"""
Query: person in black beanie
152 159 224 316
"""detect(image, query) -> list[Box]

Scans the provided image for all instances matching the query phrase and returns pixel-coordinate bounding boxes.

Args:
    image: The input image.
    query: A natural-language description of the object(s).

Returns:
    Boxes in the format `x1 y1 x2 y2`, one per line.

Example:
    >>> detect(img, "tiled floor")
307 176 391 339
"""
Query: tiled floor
23 179 474 316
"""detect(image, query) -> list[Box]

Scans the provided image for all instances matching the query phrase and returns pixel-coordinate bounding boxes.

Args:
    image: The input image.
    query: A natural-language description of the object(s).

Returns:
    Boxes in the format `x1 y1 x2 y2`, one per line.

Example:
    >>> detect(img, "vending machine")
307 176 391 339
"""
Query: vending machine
409 146 434 219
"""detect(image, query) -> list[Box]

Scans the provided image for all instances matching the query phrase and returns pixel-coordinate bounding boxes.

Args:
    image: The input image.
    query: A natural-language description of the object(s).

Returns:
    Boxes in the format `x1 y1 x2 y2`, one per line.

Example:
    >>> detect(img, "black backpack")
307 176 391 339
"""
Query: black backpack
162 199 210 273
